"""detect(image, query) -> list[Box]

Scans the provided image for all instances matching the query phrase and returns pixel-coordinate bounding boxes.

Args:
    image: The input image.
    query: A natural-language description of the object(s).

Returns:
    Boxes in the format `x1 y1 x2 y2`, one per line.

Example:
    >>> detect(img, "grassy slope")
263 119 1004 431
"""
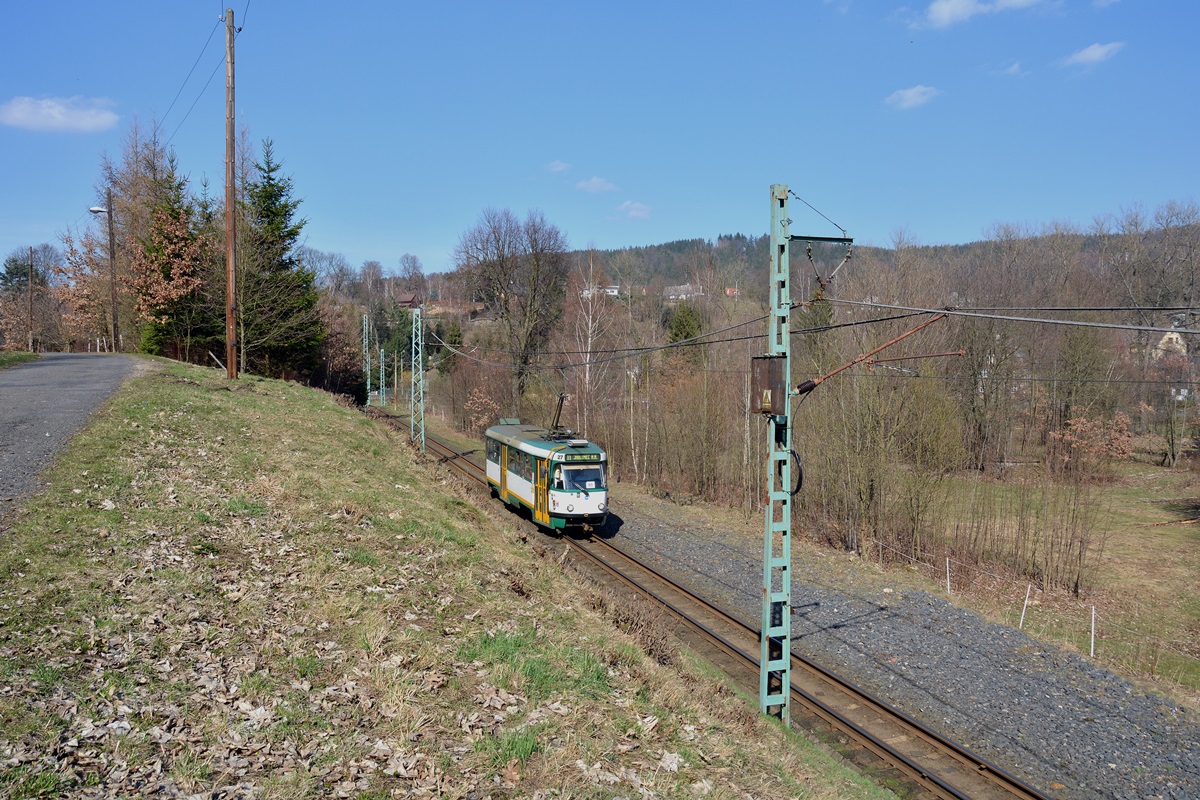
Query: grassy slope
0 360 893 800
0 352 38 370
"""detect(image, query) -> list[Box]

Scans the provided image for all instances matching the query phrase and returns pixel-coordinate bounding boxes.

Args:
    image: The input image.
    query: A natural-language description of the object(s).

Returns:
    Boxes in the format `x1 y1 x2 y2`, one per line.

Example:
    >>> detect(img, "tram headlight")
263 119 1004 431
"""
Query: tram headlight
566 504 575 513
598 502 605 511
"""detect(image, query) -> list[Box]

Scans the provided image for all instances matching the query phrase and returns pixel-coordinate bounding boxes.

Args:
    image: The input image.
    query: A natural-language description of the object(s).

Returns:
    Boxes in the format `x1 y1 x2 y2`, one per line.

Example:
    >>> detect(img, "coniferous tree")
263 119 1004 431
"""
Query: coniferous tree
237 139 324 378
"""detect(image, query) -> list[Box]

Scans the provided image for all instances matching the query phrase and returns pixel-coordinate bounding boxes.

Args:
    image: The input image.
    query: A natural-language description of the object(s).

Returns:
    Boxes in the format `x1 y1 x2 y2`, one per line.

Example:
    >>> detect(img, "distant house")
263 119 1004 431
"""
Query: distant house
1154 331 1187 360
664 283 703 301
580 284 623 299
724 287 740 298
395 293 421 309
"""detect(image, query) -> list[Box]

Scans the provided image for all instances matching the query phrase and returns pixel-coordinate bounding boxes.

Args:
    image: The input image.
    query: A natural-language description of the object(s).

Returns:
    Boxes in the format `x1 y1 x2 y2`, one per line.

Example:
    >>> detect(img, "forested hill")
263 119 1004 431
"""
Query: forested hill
590 218 1200 305
589 233 889 300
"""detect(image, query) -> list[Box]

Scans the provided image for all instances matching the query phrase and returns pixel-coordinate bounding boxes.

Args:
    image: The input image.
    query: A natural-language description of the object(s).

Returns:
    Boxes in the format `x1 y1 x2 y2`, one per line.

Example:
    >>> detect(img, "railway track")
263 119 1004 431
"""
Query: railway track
566 535 1052 800
381 413 1056 800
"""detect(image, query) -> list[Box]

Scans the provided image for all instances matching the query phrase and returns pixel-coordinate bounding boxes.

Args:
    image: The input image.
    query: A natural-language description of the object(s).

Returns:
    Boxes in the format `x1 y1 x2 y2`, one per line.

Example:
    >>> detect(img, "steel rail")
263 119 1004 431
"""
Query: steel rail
389 416 1056 800
570 535 1053 800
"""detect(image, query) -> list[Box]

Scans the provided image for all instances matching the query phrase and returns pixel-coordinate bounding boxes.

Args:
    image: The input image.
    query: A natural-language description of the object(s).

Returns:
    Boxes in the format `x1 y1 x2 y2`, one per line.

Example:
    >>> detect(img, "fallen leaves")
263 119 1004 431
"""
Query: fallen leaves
0 371 826 800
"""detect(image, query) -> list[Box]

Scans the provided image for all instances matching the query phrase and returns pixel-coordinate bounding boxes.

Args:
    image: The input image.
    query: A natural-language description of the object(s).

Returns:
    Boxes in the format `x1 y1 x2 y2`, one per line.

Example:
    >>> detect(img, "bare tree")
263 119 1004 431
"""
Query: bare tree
454 208 569 413
398 253 427 300
566 249 615 435
299 247 355 298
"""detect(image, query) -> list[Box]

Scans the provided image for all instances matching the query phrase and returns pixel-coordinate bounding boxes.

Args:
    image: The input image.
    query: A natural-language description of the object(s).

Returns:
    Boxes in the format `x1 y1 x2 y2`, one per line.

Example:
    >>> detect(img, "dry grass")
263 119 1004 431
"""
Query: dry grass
609 461 1200 709
0 351 38 370
0 359 892 799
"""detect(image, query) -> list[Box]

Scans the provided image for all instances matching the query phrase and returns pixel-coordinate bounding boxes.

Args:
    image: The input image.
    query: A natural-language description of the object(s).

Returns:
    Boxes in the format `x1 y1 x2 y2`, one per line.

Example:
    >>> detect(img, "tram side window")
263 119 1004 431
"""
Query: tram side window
508 448 531 482
486 439 499 464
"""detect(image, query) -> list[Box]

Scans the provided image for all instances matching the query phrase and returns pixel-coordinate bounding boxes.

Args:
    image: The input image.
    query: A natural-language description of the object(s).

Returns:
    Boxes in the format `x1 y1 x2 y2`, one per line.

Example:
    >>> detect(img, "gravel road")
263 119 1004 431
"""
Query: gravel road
0 353 136 523
606 493 1200 800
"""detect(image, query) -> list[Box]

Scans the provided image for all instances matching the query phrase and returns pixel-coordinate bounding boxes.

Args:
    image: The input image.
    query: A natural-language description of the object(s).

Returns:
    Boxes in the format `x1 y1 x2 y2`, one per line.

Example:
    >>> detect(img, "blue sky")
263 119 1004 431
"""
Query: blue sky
2 1 1196 274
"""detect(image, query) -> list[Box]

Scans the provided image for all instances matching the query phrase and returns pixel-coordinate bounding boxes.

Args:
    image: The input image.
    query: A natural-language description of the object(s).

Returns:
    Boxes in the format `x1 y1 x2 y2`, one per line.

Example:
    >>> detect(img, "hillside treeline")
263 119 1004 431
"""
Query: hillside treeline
3 118 1197 595
433 203 1199 597
0 125 366 396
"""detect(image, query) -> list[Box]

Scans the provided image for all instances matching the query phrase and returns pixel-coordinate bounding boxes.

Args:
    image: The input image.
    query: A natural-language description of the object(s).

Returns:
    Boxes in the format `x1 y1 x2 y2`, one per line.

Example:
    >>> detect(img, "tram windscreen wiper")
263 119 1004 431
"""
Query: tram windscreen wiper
565 467 604 496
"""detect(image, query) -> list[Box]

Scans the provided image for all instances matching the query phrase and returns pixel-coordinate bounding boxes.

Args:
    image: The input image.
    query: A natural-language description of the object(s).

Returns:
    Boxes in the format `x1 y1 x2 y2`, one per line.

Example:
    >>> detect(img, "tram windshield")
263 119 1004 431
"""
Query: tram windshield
554 463 606 492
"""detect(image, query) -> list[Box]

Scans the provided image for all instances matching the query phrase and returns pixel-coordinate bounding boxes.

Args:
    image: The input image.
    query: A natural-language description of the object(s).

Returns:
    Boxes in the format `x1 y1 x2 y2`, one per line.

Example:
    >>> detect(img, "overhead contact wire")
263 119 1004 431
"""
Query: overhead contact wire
425 311 928 371
825 298 1200 336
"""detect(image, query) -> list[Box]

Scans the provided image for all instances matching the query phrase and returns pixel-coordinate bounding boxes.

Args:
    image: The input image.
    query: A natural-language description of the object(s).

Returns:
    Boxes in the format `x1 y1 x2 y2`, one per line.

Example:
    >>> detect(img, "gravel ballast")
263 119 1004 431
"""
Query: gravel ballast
607 493 1200 800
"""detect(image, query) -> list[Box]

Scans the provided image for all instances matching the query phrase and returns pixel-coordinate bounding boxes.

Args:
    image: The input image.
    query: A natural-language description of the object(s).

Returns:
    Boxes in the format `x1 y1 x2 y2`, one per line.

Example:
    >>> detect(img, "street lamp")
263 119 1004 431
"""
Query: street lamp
88 186 119 351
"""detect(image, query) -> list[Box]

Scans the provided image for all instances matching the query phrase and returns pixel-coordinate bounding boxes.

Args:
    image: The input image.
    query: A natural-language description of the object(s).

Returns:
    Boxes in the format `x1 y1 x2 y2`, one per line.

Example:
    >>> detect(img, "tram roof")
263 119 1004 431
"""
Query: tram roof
485 424 606 459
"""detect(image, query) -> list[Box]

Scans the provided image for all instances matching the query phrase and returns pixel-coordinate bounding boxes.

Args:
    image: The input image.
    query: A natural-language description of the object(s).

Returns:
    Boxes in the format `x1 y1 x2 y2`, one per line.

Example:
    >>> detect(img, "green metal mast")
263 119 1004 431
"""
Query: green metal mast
760 184 793 725
410 306 425 452
363 314 372 406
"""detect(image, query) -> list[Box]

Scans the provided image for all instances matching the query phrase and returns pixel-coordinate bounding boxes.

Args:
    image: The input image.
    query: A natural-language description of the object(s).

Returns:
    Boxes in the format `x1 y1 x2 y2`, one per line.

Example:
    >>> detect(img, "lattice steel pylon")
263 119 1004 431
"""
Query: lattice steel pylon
410 306 425 452
363 314 371 406
760 184 793 725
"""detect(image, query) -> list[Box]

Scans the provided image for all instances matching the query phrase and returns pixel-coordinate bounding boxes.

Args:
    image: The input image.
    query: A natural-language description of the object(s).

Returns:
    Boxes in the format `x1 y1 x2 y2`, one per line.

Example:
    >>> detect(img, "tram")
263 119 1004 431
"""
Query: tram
484 414 609 531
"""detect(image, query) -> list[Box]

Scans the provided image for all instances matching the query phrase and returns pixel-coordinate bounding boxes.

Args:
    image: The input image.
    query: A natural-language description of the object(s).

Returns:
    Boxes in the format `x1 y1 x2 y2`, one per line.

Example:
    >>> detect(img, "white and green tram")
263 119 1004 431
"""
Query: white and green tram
485 419 609 531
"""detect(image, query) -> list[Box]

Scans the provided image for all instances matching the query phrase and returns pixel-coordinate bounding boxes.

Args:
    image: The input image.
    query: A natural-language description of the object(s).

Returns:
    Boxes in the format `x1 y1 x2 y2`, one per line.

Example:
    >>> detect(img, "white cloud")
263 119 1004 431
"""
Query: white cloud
926 0 980 27
616 201 651 219
885 85 942 110
577 176 617 193
546 160 570 173
997 61 1027 76
1061 41 1125 68
923 0 1043 29
0 96 118 132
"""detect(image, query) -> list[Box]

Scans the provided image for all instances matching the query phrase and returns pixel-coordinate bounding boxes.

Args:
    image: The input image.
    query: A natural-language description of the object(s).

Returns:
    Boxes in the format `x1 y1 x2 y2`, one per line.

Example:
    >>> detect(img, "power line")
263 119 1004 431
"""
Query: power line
419 294 1200 375
423 304 1199 390
166 2 250 147
953 306 1199 314
424 311 928 372
166 53 226 146
157 19 222 136
430 312 770 359
865 372 1200 388
826 298 1200 336
423 308 923 361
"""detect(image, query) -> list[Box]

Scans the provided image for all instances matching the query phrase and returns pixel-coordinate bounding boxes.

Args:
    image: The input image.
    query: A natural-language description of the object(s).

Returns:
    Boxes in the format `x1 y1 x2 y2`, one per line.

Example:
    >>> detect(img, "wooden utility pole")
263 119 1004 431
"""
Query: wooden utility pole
224 8 238 379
